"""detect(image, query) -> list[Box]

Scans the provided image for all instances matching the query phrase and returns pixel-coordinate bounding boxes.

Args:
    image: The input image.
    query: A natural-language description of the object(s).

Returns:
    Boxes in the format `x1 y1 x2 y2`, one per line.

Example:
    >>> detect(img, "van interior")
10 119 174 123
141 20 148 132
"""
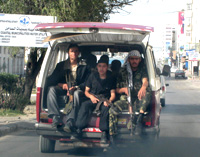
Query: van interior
41 42 147 111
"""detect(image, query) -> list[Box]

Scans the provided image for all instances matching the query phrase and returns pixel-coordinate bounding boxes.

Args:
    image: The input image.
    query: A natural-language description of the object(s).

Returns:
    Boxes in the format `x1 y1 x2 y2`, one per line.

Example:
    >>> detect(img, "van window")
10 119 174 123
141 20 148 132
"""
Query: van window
151 50 158 77
47 46 69 77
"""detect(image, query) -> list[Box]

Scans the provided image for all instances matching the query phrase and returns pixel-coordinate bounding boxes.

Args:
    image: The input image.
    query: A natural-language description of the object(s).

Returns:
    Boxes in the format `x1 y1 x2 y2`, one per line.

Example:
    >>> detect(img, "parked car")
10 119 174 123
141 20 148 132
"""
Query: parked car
160 75 169 107
175 70 185 79
34 22 170 153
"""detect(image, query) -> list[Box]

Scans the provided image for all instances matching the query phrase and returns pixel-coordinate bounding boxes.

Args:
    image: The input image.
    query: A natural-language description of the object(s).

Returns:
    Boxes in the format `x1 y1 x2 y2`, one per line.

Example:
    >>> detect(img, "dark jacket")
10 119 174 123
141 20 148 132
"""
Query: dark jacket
47 58 89 91
85 71 115 99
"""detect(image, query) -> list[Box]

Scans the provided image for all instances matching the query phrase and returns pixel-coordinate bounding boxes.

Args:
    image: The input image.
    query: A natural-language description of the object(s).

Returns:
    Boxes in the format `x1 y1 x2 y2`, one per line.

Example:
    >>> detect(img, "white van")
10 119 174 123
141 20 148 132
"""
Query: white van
34 22 170 153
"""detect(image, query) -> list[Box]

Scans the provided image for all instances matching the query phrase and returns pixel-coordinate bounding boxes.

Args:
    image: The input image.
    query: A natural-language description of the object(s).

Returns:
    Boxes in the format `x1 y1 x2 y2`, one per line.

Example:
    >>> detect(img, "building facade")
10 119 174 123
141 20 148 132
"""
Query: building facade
0 47 24 75
184 0 200 76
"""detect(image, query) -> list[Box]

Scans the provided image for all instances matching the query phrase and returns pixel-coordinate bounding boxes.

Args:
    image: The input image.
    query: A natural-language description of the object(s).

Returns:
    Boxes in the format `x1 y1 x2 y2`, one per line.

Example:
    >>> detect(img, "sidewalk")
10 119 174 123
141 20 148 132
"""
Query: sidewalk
185 70 200 81
0 105 36 137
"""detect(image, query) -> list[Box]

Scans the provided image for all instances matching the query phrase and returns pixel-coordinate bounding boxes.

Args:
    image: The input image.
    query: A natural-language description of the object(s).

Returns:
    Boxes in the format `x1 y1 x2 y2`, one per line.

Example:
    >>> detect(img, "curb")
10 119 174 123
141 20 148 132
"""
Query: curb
0 121 36 137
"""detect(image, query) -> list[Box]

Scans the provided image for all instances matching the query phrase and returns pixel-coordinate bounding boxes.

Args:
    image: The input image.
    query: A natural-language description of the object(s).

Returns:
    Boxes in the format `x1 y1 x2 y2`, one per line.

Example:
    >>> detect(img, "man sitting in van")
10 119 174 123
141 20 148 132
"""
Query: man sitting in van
110 50 151 135
46 44 89 128
76 57 116 144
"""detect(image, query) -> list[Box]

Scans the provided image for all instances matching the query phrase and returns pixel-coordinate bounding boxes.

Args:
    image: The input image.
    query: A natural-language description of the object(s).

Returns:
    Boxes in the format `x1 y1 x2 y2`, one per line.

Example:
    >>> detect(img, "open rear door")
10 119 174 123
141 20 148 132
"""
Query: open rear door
35 22 154 43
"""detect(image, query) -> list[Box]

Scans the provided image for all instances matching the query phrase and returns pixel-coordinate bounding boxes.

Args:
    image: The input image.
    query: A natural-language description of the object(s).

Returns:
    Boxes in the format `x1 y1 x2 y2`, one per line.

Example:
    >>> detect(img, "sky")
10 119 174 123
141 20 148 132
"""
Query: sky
107 0 190 47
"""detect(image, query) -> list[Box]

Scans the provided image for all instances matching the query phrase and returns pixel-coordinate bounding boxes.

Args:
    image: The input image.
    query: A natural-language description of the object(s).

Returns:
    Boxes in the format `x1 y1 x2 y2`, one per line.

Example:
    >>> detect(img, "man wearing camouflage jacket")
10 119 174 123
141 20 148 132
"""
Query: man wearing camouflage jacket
109 50 151 136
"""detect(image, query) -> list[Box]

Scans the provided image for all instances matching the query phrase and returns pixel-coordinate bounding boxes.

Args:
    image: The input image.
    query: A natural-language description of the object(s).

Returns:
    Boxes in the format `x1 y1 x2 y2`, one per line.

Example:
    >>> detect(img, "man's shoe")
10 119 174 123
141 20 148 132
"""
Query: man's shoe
76 128 83 139
63 119 75 133
100 131 108 144
52 115 63 128
134 123 142 135
109 135 115 145
70 135 79 141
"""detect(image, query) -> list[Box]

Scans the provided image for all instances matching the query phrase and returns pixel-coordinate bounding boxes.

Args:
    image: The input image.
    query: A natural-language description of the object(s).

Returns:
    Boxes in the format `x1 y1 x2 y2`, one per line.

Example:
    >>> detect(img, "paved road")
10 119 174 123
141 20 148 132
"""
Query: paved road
1 77 200 157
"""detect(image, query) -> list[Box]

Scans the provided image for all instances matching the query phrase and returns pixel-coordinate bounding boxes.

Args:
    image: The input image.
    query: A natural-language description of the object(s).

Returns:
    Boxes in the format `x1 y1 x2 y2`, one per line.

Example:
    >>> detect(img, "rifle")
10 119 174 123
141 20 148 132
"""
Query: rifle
93 94 110 116
63 81 78 114
127 80 134 136
93 94 122 116
63 69 77 114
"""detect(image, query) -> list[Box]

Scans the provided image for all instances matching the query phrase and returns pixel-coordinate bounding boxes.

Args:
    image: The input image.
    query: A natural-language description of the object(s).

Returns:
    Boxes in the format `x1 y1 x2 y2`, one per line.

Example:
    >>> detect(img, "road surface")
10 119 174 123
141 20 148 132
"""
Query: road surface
1 77 200 157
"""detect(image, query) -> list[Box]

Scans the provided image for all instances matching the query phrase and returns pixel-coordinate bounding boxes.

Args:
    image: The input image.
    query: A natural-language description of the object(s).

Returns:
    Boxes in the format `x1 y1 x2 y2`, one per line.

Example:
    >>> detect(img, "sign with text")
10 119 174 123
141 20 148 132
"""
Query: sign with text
188 51 200 61
0 14 56 47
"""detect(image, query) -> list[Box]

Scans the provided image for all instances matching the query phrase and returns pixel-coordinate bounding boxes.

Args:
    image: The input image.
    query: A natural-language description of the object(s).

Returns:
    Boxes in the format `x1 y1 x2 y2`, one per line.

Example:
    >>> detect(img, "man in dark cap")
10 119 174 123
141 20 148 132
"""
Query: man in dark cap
76 56 116 144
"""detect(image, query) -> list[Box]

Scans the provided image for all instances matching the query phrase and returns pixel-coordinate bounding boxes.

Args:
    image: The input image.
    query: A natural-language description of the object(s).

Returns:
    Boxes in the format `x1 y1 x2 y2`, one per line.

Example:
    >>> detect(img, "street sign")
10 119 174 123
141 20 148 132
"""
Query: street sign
0 14 56 47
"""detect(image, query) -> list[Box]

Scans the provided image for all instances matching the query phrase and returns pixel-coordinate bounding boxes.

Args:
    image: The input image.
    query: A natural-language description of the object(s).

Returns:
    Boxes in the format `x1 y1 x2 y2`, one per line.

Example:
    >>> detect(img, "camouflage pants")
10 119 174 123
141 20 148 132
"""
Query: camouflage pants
109 92 151 135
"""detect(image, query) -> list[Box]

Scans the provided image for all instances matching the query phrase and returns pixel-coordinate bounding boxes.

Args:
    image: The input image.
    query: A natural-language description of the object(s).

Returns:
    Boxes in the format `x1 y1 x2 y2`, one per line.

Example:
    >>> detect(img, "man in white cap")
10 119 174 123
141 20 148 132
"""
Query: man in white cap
109 50 151 136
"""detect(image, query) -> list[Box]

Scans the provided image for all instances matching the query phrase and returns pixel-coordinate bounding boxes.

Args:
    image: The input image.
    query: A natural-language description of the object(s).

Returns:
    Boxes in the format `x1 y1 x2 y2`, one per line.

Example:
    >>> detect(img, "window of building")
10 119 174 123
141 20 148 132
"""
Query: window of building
187 3 192 10
7 58 9 73
186 17 191 26
186 33 191 36
0 57 1 72
3 57 6 72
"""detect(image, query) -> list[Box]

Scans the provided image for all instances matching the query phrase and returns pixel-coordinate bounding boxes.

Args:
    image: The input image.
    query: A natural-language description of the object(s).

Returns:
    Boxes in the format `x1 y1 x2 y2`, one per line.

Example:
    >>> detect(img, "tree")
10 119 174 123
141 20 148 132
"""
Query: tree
0 0 136 102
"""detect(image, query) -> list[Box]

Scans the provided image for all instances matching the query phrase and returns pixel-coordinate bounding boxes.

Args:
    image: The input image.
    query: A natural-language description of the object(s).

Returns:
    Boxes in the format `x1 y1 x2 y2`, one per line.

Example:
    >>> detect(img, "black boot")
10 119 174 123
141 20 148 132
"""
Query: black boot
100 131 108 144
63 119 76 133
52 115 63 128
68 128 82 141
109 135 115 145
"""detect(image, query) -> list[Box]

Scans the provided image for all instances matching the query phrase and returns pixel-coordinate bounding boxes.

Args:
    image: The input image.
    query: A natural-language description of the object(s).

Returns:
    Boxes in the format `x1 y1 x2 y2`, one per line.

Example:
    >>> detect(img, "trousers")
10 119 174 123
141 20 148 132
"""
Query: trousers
76 99 109 132
109 92 151 135
47 86 67 118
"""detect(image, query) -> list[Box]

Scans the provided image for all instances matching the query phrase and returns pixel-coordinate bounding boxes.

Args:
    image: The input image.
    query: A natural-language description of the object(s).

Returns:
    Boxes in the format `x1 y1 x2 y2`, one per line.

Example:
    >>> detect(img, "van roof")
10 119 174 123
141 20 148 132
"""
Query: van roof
35 22 154 43
35 22 154 32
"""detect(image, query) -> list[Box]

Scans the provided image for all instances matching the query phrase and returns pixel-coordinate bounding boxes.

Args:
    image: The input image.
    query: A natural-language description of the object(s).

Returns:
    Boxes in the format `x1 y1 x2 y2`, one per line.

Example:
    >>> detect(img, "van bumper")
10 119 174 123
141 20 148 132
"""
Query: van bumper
35 122 101 138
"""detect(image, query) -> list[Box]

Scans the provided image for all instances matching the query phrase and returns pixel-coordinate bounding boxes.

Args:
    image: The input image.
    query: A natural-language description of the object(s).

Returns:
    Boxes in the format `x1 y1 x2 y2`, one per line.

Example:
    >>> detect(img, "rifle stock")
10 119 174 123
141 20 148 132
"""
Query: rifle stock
63 82 77 114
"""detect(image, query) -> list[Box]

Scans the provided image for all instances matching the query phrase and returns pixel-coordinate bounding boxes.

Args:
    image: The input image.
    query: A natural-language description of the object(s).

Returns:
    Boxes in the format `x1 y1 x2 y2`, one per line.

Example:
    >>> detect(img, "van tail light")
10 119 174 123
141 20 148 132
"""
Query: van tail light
36 87 42 122
145 121 151 126
162 86 165 91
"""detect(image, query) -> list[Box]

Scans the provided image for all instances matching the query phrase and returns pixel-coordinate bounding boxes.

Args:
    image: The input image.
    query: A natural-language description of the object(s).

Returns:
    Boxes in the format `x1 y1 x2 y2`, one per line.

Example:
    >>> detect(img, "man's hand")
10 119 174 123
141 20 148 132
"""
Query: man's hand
90 95 99 104
69 86 75 91
121 87 128 96
138 86 146 100
103 100 110 107
58 83 68 90
140 109 144 113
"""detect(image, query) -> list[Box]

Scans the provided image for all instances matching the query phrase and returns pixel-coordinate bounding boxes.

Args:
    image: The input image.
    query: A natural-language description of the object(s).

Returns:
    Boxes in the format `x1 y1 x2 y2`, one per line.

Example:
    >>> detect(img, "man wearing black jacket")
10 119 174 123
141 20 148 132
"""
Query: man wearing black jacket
76 57 116 144
47 44 89 128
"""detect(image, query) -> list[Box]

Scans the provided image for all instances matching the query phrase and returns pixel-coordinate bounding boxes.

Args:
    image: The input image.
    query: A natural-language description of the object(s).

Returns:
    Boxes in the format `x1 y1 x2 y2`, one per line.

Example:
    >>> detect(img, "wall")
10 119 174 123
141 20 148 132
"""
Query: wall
0 47 24 75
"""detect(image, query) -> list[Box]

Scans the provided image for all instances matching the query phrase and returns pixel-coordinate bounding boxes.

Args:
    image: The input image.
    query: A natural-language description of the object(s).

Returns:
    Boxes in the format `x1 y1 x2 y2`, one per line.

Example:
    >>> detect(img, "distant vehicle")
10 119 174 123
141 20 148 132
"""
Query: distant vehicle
175 70 185 79
171 66 178 73
160 76 169 107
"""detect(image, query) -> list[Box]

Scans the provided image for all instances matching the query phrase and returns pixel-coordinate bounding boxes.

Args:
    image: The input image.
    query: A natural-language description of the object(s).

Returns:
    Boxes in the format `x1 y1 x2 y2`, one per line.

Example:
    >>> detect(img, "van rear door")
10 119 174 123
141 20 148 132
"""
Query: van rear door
35 22 154 43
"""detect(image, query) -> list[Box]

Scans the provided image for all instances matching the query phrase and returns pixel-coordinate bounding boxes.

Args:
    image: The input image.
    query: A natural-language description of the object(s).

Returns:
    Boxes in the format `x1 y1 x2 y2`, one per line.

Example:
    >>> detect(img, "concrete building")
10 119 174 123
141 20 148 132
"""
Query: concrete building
161 24 179 66
0 47 24 75
184 0 200 77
